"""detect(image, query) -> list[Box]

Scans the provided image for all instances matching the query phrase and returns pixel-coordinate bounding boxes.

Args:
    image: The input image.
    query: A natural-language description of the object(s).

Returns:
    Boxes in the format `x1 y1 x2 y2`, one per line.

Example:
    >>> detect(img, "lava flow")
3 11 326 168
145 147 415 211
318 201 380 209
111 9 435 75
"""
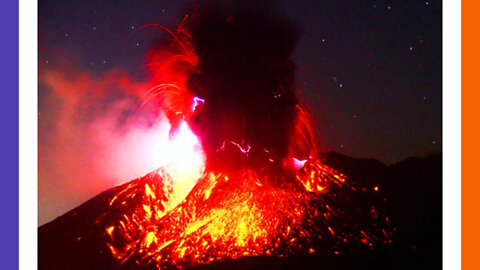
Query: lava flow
95 157 392 270
95 13 392 268
39 6 393 270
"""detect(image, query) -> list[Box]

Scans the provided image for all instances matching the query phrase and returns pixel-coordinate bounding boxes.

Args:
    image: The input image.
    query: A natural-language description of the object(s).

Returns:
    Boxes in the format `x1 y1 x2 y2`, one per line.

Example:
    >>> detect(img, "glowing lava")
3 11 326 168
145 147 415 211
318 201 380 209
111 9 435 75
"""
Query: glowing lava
93 18 392 269
94 159 392 269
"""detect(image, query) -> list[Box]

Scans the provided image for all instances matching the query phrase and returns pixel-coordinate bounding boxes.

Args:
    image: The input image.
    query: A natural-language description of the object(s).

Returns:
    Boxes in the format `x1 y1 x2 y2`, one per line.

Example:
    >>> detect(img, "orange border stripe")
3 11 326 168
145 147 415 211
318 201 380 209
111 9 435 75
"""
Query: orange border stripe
462 1 479 269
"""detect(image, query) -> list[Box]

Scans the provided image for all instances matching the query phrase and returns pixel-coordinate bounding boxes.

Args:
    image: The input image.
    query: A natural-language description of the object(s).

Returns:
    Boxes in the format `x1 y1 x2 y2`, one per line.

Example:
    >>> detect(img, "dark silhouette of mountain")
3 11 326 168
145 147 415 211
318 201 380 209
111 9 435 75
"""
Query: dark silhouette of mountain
318 152 389 189
318 152 442 270
39 172 171 270
39 152 442 270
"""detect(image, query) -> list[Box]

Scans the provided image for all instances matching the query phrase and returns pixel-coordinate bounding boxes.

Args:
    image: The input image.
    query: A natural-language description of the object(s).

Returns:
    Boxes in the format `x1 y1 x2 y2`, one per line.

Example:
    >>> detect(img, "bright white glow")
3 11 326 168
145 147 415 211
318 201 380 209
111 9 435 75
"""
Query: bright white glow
108 119 205 214
151 120 205 185
292 158 307 170
163 121 205 176
153 120 205 211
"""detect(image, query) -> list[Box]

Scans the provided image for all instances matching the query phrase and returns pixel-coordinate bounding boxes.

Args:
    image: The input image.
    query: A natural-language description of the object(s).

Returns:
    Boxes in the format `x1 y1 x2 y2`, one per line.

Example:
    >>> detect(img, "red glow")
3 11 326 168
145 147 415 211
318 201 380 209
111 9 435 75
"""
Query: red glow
100 159 368 268
89 19 392 269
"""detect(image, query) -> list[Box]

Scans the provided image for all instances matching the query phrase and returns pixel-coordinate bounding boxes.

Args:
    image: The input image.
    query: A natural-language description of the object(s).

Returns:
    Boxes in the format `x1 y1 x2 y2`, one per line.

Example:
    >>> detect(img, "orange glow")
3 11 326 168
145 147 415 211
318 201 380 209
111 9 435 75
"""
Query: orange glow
90 21 392 269
92 159 391 268
328 226 335 237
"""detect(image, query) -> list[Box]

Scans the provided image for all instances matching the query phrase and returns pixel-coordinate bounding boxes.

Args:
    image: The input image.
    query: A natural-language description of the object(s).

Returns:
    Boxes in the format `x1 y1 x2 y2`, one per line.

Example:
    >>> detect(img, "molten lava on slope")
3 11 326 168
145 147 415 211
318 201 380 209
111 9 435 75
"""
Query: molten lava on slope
40 159 392 270
39 5 395 269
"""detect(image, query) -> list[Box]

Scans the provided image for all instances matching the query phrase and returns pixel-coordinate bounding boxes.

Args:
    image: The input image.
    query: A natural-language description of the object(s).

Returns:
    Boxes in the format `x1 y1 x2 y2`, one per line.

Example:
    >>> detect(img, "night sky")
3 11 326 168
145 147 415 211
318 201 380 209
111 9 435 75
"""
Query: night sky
38 0 442 224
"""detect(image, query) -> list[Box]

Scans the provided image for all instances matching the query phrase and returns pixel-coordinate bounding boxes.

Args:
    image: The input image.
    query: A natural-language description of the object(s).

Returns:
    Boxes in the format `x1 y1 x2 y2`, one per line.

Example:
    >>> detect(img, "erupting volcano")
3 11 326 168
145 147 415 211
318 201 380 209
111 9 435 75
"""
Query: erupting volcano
40 3 394 270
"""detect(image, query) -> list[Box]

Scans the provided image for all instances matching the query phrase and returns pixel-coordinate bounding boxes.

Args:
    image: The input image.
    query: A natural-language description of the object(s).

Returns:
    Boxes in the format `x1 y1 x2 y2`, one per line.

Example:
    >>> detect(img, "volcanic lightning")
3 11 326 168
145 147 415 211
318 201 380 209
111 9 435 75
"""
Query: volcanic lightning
40 4 393 270
93 7 393 268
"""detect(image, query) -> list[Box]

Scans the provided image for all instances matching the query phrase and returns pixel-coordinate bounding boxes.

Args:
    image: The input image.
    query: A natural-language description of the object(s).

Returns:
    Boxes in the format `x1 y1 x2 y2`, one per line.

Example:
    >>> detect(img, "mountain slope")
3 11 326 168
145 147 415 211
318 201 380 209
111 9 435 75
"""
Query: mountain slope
39 153 441 269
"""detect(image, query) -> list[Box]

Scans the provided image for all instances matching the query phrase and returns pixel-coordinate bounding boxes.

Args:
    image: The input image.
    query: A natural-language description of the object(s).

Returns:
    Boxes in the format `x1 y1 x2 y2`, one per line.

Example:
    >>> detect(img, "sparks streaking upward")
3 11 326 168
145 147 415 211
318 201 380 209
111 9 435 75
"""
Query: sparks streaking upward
41 4 392 270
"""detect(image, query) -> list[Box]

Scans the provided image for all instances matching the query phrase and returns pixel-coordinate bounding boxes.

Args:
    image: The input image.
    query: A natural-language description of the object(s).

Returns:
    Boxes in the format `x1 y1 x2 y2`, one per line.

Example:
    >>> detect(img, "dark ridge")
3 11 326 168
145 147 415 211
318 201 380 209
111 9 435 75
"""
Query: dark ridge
318 152 442 270
318 151 389 189
39 152 441 270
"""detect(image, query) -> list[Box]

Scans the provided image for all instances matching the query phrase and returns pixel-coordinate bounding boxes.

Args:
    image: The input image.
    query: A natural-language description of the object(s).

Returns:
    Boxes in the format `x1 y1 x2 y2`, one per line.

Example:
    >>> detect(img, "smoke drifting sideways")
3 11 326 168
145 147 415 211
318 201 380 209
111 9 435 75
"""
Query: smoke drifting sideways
38 64 205 226
38 1 315 226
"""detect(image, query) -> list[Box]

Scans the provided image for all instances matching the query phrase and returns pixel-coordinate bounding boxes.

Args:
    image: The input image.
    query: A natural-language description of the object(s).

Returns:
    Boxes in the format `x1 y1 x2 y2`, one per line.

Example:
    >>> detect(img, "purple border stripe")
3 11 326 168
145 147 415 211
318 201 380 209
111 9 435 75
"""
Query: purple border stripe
0 0 19 268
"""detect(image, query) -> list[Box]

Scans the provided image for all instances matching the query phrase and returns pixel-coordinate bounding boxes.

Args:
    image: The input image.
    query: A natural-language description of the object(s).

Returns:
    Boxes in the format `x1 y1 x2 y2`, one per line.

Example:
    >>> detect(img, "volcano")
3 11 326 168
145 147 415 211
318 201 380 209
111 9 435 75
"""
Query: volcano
39 153 400 270
39 3 441 269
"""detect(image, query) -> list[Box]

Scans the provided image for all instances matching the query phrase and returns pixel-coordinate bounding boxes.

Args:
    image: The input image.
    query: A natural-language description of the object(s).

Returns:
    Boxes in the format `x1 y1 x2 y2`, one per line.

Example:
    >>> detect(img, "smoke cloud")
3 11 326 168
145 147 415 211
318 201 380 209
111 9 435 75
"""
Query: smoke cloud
38 0 311 225
38 65 175 225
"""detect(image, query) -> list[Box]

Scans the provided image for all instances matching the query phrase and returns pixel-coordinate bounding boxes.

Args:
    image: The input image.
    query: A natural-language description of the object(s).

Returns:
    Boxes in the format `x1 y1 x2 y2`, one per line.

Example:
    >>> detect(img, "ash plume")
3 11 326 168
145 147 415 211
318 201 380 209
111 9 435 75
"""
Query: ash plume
38 64 174 225
183 1 307 172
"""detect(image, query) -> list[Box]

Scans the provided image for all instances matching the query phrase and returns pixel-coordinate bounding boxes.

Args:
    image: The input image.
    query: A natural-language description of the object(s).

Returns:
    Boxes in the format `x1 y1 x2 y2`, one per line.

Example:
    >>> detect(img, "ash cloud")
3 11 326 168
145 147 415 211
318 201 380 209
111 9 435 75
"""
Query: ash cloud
39 0 306 225
38 65 171 226
184 0 305 168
